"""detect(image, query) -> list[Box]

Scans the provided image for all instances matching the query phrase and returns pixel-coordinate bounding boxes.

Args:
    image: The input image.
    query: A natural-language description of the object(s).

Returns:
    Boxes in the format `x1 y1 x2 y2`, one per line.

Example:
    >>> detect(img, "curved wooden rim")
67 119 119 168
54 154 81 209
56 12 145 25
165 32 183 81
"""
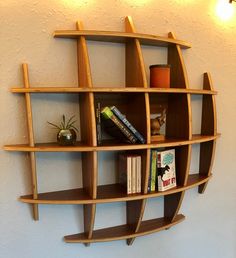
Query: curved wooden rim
54 30 191 49
19 174 212 205
11 87 218 95
64 214 185 243
4 134 220 152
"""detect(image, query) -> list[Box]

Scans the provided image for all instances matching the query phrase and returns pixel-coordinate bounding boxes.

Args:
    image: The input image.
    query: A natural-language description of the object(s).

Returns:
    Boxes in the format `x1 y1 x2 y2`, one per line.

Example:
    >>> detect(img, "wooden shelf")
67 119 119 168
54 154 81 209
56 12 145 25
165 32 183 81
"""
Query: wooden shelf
54 30 191 49
19 174 212 205
4 134 219 152
11 87 217 95
4 16 219 245
64 214 185 243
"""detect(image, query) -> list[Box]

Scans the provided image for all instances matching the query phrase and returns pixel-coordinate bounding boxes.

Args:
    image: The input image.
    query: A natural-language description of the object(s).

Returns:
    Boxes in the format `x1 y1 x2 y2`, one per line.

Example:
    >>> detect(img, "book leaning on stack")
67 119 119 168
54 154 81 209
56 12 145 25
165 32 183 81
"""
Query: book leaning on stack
148 149 176 192
118 154 142 194
99 105 145 144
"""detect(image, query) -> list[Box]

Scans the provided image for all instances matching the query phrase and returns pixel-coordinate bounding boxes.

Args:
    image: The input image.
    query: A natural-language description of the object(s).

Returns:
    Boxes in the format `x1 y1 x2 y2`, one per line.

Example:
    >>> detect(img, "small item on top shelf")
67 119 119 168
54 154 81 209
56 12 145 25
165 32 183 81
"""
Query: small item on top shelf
150 109 166 141
47 114 78 146
149 64 171 88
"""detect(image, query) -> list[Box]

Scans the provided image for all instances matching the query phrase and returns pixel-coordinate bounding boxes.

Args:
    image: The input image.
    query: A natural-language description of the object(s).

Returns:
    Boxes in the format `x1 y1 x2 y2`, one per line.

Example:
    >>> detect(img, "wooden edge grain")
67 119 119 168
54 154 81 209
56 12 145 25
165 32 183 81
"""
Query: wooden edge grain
22 64 39 221
63 214 185 243
19 174 212 205
53 30 191 49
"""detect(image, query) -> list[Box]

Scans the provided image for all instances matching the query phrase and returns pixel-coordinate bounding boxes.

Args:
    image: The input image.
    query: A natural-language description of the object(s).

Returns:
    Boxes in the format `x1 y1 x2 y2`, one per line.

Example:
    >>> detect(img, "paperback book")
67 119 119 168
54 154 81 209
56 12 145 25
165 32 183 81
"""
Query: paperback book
157 149 176 191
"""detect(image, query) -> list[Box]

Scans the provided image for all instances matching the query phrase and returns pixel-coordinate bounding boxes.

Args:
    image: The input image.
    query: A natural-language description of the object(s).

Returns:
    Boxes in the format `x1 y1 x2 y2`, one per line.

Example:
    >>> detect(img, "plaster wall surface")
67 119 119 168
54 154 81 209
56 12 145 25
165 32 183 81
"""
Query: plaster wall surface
0 1 235 258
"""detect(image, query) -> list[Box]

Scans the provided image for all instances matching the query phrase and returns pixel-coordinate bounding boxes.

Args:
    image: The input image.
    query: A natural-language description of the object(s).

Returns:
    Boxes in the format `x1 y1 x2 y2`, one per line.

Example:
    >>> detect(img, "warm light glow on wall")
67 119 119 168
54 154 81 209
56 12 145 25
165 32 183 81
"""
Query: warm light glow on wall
216 0 235 21
124 0 152 7
61 0 94 8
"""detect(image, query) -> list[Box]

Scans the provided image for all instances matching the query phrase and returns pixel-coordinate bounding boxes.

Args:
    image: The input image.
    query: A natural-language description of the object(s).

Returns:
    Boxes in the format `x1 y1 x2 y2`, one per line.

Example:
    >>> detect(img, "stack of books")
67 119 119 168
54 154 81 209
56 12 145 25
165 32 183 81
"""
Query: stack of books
118 154 142 194
148 149 176 192
96 104 145 145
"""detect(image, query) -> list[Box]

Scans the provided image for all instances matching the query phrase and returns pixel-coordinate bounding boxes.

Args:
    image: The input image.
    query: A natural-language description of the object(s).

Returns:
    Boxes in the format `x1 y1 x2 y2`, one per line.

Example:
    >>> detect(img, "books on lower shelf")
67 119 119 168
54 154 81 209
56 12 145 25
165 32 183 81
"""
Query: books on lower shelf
148 149 176 192
99 106 145 144
118 154 141 194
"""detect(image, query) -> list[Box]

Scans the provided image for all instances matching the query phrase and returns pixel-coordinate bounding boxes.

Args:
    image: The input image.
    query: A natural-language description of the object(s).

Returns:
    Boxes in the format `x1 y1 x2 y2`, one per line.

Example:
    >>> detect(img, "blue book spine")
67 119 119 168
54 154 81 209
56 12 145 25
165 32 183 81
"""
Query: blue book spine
110 106 145 144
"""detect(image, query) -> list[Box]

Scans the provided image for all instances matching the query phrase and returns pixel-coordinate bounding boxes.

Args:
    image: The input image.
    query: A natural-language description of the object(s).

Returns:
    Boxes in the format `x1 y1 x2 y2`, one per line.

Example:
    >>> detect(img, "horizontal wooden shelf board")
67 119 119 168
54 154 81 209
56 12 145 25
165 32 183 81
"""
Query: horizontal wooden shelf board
4 134 220 152
53 30 191 49
19 174 212 205
11 87 217 95
64 214 185 243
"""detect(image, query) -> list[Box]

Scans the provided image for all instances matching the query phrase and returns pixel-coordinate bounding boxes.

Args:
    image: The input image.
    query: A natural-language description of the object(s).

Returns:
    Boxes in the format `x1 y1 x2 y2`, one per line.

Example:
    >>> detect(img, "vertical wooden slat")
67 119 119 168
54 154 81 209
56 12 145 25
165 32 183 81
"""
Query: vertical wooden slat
124 16 150 245
199 73 217 193
164 32 192 222
22 63 39 221
76 21 97 246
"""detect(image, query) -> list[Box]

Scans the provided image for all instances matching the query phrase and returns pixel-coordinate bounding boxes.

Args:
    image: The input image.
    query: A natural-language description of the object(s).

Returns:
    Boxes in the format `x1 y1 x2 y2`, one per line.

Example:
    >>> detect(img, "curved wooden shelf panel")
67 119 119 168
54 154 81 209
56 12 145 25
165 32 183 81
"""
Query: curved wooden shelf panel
198 73 218 193
19 174 212 205
64 214 185 243
54 30 191 49
4 134 220 152
11 87 217 95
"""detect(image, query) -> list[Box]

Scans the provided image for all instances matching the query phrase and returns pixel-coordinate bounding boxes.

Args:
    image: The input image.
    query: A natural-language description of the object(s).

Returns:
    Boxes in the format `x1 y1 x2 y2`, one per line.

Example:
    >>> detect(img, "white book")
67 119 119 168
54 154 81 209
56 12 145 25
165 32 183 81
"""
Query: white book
136 156 141 193
157 149 176 191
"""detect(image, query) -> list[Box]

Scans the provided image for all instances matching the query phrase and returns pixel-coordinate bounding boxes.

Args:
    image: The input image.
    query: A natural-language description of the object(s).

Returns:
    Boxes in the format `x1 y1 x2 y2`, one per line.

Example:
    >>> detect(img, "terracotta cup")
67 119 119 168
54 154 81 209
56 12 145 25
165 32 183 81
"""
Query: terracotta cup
149 64 171 88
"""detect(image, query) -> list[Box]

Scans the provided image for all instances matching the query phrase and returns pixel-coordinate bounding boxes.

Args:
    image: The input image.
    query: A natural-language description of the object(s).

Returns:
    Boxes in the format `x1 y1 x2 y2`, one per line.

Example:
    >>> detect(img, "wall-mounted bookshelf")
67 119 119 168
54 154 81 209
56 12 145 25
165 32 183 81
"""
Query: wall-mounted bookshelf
4 16 219 245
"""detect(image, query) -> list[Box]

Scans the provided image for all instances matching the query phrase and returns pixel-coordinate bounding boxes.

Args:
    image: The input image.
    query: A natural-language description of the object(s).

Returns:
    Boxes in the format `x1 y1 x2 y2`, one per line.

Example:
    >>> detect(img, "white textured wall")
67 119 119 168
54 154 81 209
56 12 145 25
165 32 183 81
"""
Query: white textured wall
1 0 236 258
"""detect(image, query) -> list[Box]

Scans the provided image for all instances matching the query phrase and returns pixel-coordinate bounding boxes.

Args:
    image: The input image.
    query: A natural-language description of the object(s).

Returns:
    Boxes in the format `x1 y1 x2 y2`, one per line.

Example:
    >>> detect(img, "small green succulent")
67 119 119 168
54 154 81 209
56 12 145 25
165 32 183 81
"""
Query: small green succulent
47 114 79 132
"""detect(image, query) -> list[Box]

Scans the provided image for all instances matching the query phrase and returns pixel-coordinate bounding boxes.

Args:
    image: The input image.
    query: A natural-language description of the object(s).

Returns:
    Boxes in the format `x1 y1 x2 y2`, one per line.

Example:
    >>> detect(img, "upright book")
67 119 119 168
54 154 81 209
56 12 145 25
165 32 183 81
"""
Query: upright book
157 149 176 191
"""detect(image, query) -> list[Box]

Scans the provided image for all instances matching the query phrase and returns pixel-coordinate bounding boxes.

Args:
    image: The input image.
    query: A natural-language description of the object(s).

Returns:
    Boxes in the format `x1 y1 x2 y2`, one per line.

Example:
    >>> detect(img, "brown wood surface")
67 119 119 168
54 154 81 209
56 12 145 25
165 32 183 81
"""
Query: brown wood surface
199 73 217 193
165 32 192 222
64 214 185 243
125 16 149 245
4 134 220 152
125 16 148 88
54 30 191 49
11 87 218 94
19 174 212 205
22 64 39 221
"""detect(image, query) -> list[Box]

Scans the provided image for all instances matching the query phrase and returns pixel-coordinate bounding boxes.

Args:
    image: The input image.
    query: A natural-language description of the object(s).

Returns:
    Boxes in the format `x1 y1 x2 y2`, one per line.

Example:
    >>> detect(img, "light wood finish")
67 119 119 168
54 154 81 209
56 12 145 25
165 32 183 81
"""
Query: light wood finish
199 73 217 193
164 32 192 223
64 214 185 243
19 174 212 205
54 30 191 49
22 64 39 221
125 16 149 245
76 21 97 245
11 87 218 95
4 17 219 245
4 134 220 152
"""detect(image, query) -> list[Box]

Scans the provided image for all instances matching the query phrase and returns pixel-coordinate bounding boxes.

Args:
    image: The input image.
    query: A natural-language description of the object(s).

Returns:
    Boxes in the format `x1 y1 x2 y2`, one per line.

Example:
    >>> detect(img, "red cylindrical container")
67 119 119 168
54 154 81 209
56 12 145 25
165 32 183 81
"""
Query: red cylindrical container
149 64 170 88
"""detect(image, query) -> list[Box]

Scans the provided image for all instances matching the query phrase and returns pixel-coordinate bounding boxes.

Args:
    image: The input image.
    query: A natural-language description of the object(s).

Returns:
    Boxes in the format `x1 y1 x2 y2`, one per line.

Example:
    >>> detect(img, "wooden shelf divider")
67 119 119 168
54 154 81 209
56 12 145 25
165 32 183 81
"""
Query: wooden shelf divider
198 73 217 193
76 20 97 245
22 64 39 221
4 16 219 246
164 32 192 222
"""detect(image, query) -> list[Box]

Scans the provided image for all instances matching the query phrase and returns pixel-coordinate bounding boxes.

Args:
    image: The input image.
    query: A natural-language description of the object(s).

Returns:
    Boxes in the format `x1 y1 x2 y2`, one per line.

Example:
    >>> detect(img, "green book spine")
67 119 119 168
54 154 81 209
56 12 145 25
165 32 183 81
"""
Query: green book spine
151 150 157 191
101 107 137 144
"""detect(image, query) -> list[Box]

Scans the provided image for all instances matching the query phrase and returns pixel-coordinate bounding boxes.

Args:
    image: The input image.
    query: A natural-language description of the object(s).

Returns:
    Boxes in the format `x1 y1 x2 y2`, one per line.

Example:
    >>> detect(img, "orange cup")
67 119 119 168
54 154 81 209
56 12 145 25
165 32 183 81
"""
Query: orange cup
150 64 170 88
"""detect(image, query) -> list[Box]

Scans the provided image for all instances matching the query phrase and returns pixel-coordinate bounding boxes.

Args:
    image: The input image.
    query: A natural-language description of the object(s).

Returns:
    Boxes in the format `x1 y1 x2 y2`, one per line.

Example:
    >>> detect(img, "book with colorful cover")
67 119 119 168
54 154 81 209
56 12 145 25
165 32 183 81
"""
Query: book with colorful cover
101 106 138 144
148 150 157 192
156 149 176 191
110 106 145 144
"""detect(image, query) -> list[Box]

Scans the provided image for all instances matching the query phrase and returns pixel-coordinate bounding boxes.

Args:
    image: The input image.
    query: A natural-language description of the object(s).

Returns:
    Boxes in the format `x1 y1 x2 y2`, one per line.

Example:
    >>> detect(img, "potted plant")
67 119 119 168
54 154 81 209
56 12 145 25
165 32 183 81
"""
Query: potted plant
47 115 79 146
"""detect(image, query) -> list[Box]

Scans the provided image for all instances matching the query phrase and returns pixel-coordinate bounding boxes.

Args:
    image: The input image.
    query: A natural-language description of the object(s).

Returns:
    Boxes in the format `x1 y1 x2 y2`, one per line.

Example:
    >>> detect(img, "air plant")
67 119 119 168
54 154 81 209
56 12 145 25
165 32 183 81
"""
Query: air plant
47 114 78 132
